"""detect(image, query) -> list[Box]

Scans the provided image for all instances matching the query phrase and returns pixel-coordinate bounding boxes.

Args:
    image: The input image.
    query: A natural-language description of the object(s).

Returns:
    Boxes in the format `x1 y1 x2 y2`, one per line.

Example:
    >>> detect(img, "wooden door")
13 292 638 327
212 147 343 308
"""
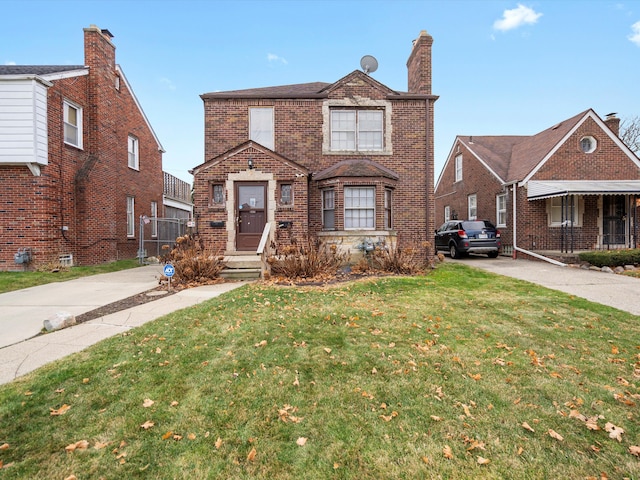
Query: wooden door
236 182 267 251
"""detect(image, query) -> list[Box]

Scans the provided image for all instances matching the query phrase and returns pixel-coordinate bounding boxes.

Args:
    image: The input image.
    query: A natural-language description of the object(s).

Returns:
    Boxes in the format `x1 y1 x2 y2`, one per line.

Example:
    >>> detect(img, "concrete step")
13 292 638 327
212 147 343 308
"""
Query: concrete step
224 255 262 270
221 268 262 280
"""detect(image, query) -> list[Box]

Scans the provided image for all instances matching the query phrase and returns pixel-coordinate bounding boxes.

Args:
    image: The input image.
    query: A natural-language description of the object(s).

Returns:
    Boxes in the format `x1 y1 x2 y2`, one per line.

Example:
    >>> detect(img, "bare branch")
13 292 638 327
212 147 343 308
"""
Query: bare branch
620 116 640 153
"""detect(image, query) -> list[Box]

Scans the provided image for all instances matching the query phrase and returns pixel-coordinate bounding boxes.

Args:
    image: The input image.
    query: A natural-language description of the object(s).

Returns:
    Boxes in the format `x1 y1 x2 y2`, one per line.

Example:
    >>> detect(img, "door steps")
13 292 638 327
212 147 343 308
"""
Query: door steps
221 254 262 280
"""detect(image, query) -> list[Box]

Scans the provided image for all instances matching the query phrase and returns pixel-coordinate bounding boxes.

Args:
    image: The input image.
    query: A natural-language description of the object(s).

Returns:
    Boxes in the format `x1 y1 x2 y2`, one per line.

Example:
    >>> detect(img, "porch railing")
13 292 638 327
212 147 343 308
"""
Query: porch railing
523 232 636 253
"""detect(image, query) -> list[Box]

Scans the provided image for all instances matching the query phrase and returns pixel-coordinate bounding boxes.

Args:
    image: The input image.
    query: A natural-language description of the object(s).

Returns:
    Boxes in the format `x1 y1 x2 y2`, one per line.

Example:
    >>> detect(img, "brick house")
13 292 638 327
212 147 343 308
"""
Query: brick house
0 25 164 270
191 30 437 264
434 109 640 261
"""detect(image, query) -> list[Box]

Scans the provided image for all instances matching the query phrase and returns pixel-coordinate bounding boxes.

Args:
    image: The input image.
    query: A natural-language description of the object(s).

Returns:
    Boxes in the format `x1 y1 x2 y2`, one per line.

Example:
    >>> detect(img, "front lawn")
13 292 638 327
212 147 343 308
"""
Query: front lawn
0 263 638 479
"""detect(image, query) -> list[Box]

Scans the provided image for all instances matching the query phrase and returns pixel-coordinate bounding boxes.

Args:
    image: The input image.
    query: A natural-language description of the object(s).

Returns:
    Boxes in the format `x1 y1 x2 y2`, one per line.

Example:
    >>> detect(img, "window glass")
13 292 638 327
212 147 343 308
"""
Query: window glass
468 194 477 220
250 107 274 150
212 184 224 205
345 187 375 229
63 101 82 148
455 155 462 182
358 110 383 150
280 184 292 205
384 188 392 229
128 135 139 169
126 196 135 237
549 196 579 225
322 189 335 229
330 110 382 151
496 194 507 226
444 205 451 222
151 201 158 237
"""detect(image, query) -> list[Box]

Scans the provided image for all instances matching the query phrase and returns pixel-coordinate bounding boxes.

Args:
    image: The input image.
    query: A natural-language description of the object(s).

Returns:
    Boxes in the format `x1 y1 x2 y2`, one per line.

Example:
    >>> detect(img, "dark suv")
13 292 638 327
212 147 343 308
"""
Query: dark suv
435 220 501 259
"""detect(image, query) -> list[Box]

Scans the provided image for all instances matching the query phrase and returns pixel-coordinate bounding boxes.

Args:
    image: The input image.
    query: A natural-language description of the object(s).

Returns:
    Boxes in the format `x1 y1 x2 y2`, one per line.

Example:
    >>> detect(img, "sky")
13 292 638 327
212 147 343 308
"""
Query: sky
2 0 640 185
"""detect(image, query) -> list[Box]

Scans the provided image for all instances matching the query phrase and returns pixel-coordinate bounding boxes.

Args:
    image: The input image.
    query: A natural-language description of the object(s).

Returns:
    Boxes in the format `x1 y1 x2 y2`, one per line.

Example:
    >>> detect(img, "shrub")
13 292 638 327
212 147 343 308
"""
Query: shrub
577 249 640 268
355 238 433 275
267 235 350 280
164 234 226 286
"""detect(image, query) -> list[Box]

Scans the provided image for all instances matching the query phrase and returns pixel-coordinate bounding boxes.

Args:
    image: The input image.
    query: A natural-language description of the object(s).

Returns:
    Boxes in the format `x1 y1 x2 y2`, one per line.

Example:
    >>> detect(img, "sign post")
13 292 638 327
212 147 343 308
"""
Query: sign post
163 263 175 292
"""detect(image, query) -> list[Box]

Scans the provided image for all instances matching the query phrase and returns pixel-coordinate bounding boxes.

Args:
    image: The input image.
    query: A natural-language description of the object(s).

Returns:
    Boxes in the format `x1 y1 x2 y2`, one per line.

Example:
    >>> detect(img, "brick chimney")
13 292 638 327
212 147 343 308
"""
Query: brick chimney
83 25 116 70
604 112 620 136
406 30 433 95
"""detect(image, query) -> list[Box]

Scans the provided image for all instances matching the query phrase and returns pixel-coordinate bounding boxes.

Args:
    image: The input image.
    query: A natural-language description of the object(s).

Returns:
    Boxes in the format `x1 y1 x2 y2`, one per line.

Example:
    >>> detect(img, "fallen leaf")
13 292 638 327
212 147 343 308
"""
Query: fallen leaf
548 429 564 441
549 372 562 379
188 433 196 440
173 434 183 441
140 421 155 430
0 443 8 451
65 440 89 453
468 373 481 381
477 456 490 465
421 456 430 464
94 441 109 450
64 476 77 480
82 378 90 384
143 399 154 408
611 345 619 355
50 404 71 416
55 388 65 393
247 447 257 462
517 446 524 455
215 437 223 449
430 415 441 421
443 445 453 459
605 422 624 442
170 401 179 407
629 445 640 457
161 431 173 440
522 422 535 433
296 437 307 446
254 340 267 348
323 348 332 354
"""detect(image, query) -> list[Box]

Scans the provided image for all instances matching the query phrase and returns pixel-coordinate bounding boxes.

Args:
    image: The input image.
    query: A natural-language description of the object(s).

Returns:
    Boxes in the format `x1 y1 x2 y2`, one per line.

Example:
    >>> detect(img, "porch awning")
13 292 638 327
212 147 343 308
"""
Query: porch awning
527 180 640 200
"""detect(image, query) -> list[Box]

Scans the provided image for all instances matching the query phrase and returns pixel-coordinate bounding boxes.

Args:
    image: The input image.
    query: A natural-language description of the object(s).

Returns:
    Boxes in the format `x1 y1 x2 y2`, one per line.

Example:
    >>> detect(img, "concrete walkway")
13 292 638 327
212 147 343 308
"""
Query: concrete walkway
449 255 640 317
0 265 247 385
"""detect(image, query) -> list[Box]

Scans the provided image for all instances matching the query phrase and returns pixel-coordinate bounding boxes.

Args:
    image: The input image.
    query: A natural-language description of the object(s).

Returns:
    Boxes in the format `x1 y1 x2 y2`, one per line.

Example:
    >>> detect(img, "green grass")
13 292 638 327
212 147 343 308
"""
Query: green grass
0 259 140 294
0 263 638 479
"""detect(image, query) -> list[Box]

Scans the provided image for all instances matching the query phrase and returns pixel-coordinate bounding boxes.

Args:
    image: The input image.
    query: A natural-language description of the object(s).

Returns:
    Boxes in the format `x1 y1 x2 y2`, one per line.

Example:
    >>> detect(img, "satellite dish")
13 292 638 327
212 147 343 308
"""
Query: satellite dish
360 55 378 75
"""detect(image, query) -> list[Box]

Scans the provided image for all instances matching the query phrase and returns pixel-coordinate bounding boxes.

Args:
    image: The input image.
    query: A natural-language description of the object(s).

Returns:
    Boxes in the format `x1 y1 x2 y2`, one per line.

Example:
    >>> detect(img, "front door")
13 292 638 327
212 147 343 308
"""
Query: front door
603 195 626 246
236 182 267 251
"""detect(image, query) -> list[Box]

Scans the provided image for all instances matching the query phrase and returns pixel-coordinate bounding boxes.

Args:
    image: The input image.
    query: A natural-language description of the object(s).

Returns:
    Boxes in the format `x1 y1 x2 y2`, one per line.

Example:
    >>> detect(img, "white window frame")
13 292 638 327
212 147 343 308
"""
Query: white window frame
330 109 383 152
126 196 135 237
468 194 477 220
548 195 582 227
455 154 462 182
63 100 83 148
322 189 335 230
444 205 451 223
249 107 274 150
128 135 139 170
496 194 507 227
344 186 375 229
150 201 158 237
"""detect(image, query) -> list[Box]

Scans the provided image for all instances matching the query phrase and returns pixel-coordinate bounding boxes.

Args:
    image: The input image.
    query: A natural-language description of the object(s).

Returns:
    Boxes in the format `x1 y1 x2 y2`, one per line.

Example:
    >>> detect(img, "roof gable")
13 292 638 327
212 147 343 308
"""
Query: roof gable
191 140 309 175
320 70 398 97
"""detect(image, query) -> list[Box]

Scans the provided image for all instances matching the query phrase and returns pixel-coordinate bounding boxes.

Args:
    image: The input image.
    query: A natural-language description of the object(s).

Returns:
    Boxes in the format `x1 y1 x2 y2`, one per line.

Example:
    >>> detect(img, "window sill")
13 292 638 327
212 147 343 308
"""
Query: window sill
64 142 83 151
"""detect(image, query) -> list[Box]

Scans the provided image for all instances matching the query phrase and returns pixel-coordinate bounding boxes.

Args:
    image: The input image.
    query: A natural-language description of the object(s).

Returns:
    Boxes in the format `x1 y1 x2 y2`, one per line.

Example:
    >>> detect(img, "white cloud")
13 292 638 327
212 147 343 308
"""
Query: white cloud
629 21 640 46
5 61 16 65
267 53 288 65
159 77 176 91
493 4 543 32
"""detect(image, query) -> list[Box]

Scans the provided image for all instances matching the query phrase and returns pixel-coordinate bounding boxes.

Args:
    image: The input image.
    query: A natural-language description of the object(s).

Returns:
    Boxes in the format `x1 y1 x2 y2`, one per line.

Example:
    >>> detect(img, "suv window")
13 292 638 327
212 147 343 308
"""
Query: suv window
462 221 492 230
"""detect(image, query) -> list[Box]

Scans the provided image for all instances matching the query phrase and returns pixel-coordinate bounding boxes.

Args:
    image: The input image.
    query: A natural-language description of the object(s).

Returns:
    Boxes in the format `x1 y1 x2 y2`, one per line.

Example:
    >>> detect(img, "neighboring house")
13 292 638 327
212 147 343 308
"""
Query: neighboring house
191 30 437 262
0 25 164 270
163 171 193 220
434 109 640 261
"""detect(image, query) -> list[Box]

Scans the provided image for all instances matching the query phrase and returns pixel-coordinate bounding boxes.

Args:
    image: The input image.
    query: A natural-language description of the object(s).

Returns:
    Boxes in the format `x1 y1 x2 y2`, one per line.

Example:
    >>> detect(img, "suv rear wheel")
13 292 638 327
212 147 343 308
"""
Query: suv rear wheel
449 243 461 259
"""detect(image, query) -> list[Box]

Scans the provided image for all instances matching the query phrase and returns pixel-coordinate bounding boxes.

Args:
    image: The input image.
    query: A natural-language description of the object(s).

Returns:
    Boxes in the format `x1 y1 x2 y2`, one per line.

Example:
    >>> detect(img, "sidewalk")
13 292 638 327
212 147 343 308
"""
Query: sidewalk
0 266 247 385
449 255 640 317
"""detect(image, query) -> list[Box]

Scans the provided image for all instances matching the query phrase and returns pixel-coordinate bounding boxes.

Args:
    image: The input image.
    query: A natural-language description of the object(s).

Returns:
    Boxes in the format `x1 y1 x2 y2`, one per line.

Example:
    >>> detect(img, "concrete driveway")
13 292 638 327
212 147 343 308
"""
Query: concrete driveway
447 255 640 317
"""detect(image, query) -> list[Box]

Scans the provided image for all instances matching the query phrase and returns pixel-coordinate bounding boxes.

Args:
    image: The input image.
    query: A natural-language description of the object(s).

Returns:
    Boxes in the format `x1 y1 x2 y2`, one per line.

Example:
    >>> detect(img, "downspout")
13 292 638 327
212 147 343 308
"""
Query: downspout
511 182 566 267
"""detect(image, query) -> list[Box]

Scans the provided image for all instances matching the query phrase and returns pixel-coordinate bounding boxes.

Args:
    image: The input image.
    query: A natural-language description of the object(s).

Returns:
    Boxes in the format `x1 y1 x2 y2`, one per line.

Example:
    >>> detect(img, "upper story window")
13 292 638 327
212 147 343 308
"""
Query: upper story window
345 186 375 229
455 154 463 182
330 110 383 151
468 194 477 220
580 136 597 153
128 135 139 170
249 107 274 150
63 100 82 148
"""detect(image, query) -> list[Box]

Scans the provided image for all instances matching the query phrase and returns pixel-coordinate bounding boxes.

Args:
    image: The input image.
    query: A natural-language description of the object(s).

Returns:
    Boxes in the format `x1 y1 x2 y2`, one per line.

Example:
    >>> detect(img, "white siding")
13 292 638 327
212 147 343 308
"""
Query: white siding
0 79 48 166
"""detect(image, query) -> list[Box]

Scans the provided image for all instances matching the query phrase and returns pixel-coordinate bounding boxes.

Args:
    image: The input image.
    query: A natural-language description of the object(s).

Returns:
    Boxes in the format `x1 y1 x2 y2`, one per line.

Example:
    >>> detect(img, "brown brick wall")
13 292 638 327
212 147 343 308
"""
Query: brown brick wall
0 26 163 270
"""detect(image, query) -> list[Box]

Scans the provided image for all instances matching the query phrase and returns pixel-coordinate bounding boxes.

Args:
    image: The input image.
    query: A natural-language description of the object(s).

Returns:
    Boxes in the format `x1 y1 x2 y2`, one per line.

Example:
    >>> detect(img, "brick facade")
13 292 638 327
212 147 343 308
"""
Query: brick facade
194 31 437 258
435 110 640 256
0 26 163 270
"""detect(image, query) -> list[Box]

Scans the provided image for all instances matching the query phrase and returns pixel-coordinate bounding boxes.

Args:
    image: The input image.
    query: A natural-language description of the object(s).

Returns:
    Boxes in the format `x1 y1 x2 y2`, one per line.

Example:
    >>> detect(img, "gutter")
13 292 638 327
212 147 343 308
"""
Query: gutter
511 183 567 267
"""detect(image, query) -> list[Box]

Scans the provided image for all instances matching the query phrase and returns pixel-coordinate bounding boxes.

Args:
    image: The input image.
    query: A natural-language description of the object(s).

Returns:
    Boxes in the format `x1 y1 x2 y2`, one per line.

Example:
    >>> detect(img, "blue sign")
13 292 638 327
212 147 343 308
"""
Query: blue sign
163 264 175 278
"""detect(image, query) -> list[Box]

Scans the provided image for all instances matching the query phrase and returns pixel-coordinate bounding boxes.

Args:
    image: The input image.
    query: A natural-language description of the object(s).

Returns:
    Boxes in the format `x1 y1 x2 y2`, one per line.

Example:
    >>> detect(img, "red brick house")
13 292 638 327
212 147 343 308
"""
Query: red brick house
192 30 437 264
434 109 640 262
0 25 164 270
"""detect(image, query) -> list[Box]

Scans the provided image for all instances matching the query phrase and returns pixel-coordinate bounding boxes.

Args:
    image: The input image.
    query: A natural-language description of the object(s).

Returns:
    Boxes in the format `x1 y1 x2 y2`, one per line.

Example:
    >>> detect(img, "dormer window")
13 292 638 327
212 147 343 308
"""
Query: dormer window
580 136 596 153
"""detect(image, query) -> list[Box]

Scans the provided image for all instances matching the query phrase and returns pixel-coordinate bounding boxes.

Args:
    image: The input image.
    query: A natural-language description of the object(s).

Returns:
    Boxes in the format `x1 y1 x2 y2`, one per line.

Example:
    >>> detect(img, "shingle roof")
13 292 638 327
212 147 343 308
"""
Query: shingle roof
0 65 85 76
314 159 399 181
201 82 332 99
459 110 590 183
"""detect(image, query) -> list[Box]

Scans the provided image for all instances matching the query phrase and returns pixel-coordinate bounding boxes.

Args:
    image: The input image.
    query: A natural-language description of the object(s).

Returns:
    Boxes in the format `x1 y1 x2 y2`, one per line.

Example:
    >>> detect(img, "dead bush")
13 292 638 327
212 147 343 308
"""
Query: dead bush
267 235 350 280
164 234 226 286
355 239 433 275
